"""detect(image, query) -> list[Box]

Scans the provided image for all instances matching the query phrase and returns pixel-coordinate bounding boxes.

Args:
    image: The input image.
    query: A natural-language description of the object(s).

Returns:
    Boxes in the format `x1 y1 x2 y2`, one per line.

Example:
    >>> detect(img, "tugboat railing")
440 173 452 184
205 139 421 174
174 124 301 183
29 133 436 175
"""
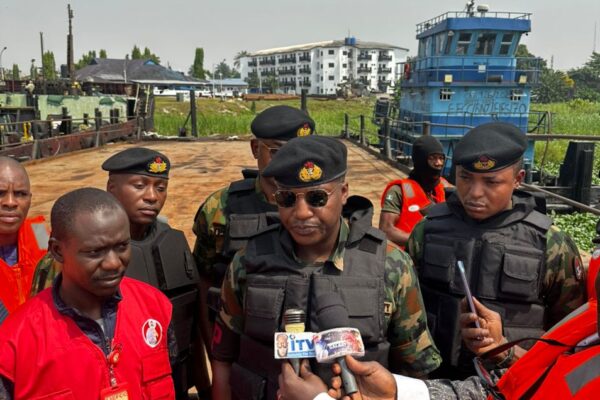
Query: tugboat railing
416 11 531 34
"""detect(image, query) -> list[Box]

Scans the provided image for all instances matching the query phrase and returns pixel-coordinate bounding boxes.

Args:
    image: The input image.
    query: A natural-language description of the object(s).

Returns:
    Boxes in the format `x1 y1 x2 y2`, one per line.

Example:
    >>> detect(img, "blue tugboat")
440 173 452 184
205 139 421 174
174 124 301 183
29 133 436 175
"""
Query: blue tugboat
376 1 543 175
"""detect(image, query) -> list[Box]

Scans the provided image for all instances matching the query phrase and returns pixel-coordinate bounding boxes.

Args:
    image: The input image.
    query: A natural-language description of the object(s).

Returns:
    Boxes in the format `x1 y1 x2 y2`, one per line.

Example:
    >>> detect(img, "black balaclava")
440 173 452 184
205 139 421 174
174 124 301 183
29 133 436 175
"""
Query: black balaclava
408 135 445 192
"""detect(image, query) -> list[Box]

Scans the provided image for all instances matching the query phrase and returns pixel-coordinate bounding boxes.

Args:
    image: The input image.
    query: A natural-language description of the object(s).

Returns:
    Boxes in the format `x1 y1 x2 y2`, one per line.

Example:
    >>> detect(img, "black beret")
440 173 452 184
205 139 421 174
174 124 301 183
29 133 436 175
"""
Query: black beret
262 136 347 188
102 147 170 179
251 105 315 140
453 122 527 172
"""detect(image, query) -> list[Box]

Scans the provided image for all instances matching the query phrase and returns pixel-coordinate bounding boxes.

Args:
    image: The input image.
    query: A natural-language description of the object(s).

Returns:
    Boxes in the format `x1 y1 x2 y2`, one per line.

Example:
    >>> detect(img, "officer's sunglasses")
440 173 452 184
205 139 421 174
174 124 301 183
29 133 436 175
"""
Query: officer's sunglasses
260 141 282 157
274 187 338 208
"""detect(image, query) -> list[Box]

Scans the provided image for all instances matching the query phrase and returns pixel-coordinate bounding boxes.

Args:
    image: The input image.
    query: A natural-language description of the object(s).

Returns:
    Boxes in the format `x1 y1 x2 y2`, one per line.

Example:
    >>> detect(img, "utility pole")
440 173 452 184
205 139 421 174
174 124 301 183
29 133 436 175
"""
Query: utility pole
40 32 46 93
67 4 75 93
594 22 597 53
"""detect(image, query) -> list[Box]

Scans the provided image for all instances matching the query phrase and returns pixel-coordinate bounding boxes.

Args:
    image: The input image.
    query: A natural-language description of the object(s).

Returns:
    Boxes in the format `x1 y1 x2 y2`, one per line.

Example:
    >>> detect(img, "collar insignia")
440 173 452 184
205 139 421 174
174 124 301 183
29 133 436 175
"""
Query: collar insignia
148 157 167 174
297 123 312 137
299 161 323 182
473 155 496 171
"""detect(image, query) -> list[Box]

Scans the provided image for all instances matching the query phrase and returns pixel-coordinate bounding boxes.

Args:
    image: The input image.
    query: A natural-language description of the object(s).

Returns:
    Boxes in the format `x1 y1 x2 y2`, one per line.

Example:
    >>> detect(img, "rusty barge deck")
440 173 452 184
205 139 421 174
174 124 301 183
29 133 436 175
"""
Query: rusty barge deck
24 139 406 244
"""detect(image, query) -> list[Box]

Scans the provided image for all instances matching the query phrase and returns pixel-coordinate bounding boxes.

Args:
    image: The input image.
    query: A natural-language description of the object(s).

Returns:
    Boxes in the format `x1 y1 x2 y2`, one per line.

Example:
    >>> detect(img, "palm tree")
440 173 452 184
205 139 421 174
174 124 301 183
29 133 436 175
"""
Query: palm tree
234 50 249 69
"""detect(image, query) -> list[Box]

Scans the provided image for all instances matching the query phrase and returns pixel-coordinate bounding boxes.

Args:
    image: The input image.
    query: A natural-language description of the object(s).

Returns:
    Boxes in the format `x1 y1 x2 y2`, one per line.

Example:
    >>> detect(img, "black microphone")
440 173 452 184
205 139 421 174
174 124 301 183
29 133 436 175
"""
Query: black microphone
315 293 359 395
282 309 306 375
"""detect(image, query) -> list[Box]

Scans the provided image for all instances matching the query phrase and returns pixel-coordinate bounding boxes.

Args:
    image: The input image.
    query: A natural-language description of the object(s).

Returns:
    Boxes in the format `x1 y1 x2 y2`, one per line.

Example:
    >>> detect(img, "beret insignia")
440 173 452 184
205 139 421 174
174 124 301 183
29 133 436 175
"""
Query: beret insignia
148 157 167 174
297 123 312 137
473 155 496 171
298 161 322 182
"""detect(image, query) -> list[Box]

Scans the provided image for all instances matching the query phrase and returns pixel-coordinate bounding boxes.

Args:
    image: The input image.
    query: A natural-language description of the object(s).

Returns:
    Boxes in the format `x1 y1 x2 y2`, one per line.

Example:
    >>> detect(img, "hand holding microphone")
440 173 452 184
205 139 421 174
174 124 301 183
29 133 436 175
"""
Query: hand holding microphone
315 293 364 396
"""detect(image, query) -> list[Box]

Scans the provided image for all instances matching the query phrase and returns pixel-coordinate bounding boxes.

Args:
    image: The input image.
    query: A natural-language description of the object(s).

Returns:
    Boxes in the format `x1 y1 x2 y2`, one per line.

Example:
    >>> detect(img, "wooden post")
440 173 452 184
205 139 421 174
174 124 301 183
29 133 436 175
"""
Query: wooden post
384 117 392 160
359 115 366 145
423 121 430 136
344 113 349 137
83 113 89 126
190 89 198 137
94 109 102 147
301 89 308 113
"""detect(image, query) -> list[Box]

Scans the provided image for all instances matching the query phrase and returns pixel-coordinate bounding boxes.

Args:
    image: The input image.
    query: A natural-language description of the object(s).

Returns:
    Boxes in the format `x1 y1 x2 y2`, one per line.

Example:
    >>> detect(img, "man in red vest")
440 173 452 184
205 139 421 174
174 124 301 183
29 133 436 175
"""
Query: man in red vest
0 188 176 399
379 136 449 247
0 156 48 317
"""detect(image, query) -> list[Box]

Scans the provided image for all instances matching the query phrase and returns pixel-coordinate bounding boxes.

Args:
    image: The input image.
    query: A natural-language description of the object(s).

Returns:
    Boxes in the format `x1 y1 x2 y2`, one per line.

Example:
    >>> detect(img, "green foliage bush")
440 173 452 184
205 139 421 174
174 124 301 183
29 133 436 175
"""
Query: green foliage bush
550 212 598 252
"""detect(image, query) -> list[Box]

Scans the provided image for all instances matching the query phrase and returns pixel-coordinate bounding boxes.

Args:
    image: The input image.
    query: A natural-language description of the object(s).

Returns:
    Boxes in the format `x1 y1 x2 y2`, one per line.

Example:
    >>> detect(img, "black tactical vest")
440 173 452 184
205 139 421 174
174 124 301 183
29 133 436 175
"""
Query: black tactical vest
230 197 390 400
126 220 200 392
419 192 552 379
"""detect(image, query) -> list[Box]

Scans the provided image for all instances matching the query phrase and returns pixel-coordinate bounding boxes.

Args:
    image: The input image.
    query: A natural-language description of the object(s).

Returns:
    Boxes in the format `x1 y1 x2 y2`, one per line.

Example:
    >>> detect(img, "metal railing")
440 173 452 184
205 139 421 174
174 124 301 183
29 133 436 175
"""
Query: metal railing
416 11 531 34
341 112 600 215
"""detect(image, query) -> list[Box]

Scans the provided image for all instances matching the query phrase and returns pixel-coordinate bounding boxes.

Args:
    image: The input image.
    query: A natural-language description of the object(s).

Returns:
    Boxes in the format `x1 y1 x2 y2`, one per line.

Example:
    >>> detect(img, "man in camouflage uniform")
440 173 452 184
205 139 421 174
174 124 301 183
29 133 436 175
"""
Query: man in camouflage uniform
192 105 315 337
212 135 441 400
407 122 586 380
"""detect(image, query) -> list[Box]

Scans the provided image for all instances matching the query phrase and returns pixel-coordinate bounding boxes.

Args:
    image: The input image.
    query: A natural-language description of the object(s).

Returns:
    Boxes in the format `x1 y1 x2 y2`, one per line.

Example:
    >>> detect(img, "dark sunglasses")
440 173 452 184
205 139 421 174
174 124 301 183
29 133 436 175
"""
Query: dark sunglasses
274 187 337 208
260 141 281 156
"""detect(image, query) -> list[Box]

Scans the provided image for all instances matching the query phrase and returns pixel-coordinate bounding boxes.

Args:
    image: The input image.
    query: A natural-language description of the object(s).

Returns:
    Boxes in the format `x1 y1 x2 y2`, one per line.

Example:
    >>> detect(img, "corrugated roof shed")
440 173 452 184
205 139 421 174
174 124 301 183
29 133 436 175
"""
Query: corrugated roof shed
75 58 203 85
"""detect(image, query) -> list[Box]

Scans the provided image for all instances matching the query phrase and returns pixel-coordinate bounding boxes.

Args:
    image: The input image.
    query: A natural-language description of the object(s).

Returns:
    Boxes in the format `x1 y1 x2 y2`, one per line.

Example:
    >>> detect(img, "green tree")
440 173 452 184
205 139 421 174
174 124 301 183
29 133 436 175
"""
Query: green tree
131 45 142 59
535 69 573 103
42 51 57 80
234 50 248 69
190 48 206 79
11 64 20 80
244 71 260 89
75 50 97 69
214 59 239 79
569 52 600 101
142 47 161 64
99 49 107 58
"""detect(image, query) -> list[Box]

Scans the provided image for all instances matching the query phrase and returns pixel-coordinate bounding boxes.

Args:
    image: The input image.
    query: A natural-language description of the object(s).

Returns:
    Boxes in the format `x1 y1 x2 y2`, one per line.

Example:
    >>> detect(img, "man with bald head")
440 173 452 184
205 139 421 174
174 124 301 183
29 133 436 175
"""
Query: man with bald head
0 156 48 318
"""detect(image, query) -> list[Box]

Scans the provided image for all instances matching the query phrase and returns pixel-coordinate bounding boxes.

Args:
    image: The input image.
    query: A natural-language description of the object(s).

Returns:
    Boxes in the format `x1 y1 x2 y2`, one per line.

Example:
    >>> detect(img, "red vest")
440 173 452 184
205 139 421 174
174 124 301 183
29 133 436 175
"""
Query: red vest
380 178 447 236
0 277 174 400
492 300 598 399
0 215 48 313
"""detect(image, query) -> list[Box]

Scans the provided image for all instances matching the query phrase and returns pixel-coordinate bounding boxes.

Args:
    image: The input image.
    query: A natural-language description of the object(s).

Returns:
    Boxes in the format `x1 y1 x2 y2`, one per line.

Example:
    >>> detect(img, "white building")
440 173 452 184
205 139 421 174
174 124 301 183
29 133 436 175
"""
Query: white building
240 38 409 95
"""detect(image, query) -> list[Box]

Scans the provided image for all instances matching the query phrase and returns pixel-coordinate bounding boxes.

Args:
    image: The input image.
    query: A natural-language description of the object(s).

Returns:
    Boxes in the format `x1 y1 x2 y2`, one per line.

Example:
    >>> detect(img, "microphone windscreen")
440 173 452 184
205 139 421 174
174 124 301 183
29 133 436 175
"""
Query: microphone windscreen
315 292 349 329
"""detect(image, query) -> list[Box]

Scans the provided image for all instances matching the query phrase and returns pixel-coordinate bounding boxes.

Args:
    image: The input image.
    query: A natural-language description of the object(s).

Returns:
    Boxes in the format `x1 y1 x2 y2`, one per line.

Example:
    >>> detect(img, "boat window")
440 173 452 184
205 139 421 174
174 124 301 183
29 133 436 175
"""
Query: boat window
435 33 446 56
499 33 514 55
444 33 454 55
425 37 433 57
456 33 472 55
475 32 497 55
418 39 426 58
439 89 453 101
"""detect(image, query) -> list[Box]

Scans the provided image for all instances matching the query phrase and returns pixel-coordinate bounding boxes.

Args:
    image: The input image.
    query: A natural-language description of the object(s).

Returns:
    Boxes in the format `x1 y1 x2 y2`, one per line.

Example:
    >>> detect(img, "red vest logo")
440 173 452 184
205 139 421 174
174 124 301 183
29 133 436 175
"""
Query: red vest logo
141 319 163 348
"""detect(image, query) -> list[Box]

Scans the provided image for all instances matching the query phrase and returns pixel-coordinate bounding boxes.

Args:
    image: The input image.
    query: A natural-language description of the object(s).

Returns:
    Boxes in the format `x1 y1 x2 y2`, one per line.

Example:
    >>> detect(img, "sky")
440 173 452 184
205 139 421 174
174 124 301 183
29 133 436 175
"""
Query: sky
0 0 598 74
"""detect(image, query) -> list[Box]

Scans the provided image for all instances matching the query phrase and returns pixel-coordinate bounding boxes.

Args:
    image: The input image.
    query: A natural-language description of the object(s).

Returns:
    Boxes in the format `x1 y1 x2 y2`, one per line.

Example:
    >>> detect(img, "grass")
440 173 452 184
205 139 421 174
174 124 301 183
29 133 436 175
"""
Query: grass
153 96 379 138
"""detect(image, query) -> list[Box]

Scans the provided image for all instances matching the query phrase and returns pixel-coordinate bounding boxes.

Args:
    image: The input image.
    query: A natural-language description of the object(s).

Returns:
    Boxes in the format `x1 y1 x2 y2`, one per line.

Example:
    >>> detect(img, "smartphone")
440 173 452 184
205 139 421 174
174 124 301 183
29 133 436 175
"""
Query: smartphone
457 260 481 329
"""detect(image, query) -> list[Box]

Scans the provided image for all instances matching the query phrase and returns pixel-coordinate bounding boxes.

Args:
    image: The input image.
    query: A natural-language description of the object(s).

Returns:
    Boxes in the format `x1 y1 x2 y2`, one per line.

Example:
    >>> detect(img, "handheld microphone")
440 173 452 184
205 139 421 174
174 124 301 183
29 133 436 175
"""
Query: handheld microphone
315 293 359 395
283 309 306 375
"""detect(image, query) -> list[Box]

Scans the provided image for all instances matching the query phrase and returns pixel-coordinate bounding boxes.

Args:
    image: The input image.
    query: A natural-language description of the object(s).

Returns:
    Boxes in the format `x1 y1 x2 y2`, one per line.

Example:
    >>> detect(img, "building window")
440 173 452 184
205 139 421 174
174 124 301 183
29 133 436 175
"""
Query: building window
510 89 525 101
342 75 347 80
342 63 347 68
328 63 334 67
475 32 496 55
343 51 348 55
328 50 334 55
328 75 334 80
499 33 514 55
439 89 453 101
320 51 323 56
321 76 323 81
456 32 472 55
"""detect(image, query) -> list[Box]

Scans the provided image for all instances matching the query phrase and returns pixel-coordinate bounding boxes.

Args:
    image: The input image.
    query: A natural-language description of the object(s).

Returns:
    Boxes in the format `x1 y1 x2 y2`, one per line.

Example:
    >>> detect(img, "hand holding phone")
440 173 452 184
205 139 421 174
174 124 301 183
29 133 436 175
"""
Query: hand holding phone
457 260 481 329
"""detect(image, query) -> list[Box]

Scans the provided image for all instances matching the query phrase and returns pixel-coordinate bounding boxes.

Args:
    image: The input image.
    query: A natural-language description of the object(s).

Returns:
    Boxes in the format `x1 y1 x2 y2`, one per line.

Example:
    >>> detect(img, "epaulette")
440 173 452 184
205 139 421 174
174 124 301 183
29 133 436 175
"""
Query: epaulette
523 210 553 231
228 178 256 194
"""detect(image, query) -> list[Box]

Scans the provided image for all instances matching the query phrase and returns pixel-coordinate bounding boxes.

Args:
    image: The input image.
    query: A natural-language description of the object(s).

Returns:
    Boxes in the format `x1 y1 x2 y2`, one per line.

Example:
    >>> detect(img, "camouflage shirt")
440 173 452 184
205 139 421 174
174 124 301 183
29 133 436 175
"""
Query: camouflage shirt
216 220 442 377
29 253 62 297
407 207 587 329
192 177 270 283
